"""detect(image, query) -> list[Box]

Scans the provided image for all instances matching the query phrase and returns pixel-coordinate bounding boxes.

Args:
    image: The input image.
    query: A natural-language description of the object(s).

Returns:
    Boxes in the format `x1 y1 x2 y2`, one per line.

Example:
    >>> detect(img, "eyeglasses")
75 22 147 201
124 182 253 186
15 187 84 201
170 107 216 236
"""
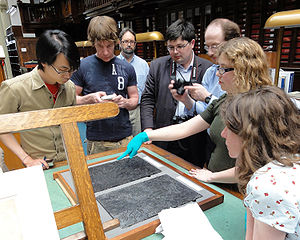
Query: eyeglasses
216 65 234 75
51 64 74 75
204 44 220 52
167 42 190 52
121 40 136 45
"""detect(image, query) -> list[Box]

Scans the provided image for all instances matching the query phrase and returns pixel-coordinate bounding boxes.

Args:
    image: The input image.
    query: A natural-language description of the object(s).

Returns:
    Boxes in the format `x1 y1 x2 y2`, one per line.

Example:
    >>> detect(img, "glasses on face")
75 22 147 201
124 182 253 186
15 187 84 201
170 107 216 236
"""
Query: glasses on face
217 65 234 75
121 40 136 45
51 64 74 75
204 44 220 52
167 42 190 52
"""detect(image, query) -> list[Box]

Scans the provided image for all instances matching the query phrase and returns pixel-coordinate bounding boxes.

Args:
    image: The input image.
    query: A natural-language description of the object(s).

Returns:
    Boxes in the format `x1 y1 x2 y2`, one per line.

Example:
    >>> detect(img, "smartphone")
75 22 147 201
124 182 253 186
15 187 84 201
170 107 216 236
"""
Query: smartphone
101 94 115 100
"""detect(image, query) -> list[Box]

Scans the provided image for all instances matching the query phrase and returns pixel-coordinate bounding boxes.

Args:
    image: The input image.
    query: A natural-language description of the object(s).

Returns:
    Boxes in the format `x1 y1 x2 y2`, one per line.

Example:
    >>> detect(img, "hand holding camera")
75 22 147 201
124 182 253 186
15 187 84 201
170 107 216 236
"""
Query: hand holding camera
172 71 196 95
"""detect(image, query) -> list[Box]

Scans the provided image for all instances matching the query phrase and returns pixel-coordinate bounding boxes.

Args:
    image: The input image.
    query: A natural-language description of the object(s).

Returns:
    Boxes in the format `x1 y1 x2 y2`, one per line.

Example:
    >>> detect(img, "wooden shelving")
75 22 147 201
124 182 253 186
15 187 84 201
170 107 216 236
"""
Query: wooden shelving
5 26 21 77
5 25 38 77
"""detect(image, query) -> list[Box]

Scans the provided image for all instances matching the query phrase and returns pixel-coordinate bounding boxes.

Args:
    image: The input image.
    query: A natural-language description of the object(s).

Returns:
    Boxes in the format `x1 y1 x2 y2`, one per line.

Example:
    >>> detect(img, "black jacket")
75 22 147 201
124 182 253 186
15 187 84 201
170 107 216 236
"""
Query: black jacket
141 55 212 130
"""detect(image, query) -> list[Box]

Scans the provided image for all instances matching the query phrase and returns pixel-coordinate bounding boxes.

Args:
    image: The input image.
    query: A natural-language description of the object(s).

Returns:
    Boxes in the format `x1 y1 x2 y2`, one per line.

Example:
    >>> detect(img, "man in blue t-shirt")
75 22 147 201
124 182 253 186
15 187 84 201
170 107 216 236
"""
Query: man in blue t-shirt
71 16 138 155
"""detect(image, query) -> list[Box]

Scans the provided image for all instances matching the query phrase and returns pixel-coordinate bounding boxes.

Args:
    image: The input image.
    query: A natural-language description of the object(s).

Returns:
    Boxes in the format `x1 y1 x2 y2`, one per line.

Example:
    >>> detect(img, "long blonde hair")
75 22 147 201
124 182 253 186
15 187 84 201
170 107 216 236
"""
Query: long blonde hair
221 86 300 195
217 37 272 94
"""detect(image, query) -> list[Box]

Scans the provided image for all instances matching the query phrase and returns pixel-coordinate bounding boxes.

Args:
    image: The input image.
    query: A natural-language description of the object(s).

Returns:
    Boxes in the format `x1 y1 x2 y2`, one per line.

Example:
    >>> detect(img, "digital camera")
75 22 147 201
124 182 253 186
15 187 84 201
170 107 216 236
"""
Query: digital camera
172 115 194 124
173 74 197 95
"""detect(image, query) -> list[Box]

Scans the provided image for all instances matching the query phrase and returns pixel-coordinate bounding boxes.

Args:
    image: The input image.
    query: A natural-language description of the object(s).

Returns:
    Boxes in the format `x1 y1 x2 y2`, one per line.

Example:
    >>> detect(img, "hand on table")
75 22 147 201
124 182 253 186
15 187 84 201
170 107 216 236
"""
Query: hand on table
23 155 49 169
117 132 149 160
189 168 214 183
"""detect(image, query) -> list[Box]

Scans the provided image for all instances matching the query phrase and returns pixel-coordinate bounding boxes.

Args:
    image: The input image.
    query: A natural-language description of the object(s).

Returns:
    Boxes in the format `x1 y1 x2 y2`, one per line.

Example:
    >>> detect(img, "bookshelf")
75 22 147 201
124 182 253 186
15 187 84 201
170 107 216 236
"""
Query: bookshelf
5 26 38 77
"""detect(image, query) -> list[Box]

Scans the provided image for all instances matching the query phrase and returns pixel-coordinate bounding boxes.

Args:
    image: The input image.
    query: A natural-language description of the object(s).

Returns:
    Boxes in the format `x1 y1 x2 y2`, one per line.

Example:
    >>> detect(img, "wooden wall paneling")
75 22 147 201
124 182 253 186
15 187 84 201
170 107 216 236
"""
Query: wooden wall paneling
281 29 292 64
289 29 297 65
16 38 38 67
293 28 300 65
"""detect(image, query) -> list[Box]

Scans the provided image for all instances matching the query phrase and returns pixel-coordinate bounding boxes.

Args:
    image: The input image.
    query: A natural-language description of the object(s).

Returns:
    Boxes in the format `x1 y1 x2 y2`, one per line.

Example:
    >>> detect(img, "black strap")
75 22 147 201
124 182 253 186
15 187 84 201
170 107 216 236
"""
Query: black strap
170 55 198 83
170 56 199 118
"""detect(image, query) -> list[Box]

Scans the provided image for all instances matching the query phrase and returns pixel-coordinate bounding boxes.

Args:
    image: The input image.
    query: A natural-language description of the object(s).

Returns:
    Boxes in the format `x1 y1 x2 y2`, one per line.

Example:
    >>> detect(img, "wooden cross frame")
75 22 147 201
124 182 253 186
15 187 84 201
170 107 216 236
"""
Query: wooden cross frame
0 102 120 240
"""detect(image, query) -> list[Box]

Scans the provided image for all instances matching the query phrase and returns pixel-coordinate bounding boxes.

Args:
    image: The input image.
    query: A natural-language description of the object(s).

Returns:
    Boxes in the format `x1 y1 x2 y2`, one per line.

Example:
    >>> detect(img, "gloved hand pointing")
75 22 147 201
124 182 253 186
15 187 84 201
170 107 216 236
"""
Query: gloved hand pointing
117 132 149 160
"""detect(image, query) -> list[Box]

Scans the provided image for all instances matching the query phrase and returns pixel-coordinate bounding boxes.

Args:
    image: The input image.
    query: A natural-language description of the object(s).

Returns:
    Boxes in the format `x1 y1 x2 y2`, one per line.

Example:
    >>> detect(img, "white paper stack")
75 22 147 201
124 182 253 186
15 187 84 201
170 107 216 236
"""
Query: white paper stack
156 202 223 240
0 166 59 240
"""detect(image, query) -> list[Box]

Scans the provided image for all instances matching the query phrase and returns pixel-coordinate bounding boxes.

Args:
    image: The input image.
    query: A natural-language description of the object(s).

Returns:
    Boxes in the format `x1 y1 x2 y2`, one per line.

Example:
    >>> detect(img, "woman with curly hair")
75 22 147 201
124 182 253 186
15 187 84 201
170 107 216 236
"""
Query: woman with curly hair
119 37 272 183
221 85 300 239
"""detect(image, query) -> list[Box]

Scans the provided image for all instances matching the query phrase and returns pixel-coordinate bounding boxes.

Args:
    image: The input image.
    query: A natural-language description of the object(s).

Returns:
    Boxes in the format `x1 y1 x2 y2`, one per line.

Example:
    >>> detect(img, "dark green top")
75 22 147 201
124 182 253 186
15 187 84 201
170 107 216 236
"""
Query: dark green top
200 94 236 172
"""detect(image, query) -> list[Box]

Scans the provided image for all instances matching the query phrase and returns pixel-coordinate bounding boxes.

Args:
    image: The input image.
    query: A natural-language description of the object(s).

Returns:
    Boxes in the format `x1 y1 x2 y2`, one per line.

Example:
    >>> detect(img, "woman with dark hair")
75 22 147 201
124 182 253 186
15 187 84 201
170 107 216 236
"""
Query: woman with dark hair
221 85 300 239
0 29 80 169
119 37 272 184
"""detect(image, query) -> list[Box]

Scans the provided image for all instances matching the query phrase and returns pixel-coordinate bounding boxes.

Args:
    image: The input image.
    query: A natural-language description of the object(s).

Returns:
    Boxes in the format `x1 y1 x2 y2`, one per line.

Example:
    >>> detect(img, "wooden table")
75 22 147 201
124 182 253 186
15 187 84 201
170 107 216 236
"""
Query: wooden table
45 144 246 240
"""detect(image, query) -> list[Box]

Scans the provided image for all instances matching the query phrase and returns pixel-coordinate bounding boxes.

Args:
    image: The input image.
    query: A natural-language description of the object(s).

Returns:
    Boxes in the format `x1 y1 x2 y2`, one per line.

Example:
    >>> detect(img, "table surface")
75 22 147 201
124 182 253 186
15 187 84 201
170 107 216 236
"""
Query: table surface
44 145 246 240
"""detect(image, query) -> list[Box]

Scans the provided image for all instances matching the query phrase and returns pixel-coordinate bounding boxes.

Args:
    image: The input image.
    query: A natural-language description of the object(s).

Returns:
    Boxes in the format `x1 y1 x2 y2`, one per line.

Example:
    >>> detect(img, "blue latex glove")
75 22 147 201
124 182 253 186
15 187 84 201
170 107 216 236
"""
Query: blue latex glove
117 132 149 160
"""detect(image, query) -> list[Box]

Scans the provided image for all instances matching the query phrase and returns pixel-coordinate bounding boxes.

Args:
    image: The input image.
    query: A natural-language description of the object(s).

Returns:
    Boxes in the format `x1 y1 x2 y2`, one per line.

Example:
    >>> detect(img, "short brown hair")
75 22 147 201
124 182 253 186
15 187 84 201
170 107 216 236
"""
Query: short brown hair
207 18 240 41
87 16 118 44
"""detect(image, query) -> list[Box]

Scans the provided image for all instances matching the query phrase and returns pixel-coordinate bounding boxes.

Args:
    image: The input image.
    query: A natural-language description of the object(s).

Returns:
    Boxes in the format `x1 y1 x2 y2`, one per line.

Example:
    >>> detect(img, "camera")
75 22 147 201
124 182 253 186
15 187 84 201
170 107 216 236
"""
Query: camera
172 75 196 95
172 115 194 124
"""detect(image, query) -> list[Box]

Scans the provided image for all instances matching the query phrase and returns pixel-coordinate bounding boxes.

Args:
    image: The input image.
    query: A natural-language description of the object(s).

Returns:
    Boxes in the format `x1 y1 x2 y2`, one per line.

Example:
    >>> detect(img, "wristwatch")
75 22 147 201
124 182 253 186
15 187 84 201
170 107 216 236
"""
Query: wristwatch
204 94 212 104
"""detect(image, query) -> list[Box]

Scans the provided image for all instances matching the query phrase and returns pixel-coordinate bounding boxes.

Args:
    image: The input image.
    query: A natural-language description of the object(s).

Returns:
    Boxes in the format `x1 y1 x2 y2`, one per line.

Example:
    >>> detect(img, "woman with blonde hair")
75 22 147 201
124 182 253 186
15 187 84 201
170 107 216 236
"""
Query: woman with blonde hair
119 37 272 183
221 85 300 239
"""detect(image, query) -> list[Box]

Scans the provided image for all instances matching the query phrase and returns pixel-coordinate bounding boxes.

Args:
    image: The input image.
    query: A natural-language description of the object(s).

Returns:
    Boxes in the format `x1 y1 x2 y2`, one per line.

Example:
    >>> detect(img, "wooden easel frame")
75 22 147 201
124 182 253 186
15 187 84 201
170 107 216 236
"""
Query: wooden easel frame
0 102 119 240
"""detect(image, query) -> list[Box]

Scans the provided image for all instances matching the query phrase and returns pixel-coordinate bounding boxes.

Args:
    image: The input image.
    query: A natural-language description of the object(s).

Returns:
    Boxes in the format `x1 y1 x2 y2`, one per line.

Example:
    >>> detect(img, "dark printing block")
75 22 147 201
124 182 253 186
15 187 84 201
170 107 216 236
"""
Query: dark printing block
89 156 161 192
97 175 202 228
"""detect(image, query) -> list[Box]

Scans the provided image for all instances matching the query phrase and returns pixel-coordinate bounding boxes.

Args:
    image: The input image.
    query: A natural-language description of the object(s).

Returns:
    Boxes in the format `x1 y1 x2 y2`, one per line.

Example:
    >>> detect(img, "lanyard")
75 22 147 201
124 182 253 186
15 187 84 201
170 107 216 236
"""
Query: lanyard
170 56 198 83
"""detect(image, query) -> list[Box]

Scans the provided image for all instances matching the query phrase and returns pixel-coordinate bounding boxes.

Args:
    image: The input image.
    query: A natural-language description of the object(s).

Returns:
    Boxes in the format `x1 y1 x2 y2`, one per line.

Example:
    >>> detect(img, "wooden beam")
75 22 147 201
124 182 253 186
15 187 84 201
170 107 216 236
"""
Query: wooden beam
61 122 106 239
0 102 119 134
54 205 83 230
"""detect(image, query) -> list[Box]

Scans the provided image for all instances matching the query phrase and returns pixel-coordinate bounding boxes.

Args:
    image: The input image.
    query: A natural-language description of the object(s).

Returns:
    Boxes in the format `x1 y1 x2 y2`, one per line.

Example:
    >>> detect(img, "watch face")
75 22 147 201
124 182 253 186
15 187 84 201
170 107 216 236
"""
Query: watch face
205 96 211 104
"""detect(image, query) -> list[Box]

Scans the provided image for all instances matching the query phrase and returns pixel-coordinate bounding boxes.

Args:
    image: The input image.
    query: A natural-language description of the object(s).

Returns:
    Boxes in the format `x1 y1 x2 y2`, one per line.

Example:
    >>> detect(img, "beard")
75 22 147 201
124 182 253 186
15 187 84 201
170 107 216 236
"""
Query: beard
121 48 134 60
122 47 134 55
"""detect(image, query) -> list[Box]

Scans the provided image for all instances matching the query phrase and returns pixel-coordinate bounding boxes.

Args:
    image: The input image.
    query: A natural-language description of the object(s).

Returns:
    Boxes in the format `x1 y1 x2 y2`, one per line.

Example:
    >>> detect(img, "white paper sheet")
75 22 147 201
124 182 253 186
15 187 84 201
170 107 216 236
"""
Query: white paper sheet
0 195 23 240
0 166 59 240
157 202 223 240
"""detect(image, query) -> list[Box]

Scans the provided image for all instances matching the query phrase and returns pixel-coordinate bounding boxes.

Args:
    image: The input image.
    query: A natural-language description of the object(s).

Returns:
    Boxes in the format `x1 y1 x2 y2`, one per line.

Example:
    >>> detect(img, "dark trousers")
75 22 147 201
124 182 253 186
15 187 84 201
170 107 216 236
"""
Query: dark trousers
154 130 213 168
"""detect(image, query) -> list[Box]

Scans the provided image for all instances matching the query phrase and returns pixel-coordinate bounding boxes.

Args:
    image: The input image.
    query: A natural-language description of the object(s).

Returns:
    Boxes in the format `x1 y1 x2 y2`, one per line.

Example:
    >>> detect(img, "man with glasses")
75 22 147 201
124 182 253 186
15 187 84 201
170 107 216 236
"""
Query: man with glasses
185 18 240 113
141 19 212 166
71 16 138 155
0 30 80 169
117 28 149 136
